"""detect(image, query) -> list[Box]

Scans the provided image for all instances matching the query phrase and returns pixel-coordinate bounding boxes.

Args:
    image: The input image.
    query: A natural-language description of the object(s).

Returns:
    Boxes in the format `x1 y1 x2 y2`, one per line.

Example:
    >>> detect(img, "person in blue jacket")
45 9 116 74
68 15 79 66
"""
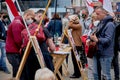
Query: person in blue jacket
90 7 115 80
0 12 10 74
47 13 62 37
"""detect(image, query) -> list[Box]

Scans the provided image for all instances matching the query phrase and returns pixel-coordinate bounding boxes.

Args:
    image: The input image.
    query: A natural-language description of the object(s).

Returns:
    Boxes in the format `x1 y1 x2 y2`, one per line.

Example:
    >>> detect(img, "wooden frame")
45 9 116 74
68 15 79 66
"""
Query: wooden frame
61 29 88 80
51 46 71 80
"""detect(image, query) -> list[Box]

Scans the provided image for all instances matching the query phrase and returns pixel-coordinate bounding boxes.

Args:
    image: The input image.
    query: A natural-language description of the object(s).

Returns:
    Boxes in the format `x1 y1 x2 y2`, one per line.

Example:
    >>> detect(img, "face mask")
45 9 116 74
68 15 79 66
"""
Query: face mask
82 14 86 19
26 19 33 25
93 20 100 26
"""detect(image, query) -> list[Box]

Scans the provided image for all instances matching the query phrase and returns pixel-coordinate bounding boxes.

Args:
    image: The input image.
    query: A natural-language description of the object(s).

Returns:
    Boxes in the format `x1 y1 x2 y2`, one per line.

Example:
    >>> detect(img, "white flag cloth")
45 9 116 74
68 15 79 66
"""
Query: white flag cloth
85 0 113 15
102 0 113 13
85 0 94 15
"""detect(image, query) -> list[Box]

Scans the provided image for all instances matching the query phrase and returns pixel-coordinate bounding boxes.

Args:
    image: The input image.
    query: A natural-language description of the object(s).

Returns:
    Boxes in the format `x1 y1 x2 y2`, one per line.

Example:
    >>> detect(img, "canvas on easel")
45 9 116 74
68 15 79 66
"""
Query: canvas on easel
16 36 46 79
66 29 88 80
30 36 46 68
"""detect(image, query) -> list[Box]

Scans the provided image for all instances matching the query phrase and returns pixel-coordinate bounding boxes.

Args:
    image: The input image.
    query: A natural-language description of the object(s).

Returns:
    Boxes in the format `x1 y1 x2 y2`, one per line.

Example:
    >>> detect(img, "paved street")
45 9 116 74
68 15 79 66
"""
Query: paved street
0 53 120 80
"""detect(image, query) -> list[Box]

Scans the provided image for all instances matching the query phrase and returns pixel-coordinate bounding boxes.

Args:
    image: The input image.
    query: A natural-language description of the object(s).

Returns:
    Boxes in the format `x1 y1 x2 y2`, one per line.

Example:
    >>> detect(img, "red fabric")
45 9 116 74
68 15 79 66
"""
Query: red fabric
21 23 46 48
86 0 94 7
89 23 94 29
5 0 19 17
6 16 25 53
81 35 89 55
5 0 19 21
81 23 95 55
87 43 97 58
99 0 103 4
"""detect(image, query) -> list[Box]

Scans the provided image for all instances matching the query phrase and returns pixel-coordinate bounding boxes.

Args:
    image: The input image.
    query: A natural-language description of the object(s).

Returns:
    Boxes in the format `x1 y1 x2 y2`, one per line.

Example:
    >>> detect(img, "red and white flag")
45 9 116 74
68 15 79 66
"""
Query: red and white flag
101 0 113 13
5 0 19 21
85 0 94 15
85 0 113 15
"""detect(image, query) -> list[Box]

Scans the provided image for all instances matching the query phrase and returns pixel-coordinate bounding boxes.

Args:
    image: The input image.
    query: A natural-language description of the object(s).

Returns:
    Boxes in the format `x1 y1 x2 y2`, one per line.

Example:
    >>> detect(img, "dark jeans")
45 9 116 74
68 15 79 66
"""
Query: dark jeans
0 41 9 72
112 53 119 80
71 46 82 76
7 53 20 77
7 53 26 80
93 55 113 80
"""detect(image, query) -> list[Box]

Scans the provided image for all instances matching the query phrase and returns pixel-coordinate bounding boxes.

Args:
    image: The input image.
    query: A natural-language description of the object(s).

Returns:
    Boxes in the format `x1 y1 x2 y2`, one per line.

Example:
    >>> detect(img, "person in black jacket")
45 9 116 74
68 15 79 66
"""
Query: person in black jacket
112 23 120 80
0 12 10 74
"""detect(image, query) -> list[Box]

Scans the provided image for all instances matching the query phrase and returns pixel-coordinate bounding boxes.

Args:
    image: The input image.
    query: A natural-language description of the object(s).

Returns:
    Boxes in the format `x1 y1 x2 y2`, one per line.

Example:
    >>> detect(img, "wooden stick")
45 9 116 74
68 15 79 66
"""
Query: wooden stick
15 41 32 79
67 30 88 80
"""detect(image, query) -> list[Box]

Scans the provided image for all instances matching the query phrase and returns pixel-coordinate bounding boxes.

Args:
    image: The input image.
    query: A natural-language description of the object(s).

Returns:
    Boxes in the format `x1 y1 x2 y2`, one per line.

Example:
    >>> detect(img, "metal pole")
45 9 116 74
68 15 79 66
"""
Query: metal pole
0 0 2 11
53 0 57 41
15 0 31 37
55 0 57 13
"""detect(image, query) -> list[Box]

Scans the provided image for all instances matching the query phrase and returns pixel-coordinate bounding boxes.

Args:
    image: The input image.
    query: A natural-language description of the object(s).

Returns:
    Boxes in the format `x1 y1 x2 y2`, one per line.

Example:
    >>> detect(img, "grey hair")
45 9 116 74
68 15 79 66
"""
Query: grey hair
94 6 108 14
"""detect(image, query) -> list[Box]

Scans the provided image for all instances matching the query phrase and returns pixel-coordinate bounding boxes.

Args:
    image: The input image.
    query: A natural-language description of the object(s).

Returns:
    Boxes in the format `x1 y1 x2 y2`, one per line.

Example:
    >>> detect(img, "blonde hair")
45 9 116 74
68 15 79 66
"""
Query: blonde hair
35 68 55 80
91 12 97 21
23 9 35 18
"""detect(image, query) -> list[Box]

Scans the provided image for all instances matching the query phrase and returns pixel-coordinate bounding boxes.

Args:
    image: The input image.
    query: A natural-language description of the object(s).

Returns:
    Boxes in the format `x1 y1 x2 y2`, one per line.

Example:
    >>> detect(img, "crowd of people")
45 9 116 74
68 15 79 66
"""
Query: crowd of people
0 5 119 80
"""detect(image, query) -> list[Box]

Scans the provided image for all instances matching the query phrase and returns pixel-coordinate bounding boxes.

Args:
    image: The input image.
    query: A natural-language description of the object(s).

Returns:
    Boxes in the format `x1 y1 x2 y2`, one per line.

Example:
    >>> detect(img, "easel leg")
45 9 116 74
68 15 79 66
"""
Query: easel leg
62 62 69 76
15 41 32 79
57 71 64 80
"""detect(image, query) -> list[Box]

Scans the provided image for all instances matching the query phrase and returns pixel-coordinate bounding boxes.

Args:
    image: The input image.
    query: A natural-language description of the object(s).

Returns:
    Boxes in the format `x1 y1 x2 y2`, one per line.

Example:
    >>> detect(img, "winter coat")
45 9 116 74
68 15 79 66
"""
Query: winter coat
47 18 62 37
96 15 115 57
68 21 82 47
21 22 46 48
5 16 25 53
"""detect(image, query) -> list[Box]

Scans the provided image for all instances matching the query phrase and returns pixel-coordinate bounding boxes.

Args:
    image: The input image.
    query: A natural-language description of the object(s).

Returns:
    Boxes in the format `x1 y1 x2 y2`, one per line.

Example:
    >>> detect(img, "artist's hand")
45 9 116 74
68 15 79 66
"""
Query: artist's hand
47 38 55 52
90 34 98 42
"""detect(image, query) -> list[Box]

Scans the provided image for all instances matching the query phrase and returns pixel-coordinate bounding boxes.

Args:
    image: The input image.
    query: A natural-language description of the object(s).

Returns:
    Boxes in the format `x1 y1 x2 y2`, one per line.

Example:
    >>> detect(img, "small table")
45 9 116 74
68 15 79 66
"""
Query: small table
51 46 71 80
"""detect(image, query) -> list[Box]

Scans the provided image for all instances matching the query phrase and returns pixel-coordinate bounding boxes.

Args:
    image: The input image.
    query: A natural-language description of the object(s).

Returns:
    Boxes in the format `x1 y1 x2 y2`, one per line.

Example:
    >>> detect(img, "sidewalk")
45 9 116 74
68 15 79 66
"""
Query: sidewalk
0 59 12 80
0 53 119 80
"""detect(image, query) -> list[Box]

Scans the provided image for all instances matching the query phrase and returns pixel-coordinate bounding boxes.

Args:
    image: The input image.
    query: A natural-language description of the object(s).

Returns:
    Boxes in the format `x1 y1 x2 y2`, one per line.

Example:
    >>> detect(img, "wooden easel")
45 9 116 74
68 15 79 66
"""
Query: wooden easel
15 36 46 79
15 0 51 79
61 29 88 80
51 46 71 80
60 29 70 76
30 36 45 67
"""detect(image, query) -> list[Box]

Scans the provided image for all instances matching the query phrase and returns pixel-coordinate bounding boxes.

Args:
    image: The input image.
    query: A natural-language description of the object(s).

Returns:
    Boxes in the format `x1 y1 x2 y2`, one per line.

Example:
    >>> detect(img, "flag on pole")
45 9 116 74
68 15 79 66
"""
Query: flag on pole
5 0 19 21
85 0 94 15
101 0 113 13
85 0 113 15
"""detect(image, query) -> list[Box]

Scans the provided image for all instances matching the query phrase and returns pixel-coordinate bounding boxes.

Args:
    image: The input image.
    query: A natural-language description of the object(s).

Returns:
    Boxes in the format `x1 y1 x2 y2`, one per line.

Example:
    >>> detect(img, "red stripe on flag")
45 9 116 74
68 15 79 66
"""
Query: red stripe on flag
86 0 94 7
87 2 94 7
5 0 19 17
85 0 94 14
